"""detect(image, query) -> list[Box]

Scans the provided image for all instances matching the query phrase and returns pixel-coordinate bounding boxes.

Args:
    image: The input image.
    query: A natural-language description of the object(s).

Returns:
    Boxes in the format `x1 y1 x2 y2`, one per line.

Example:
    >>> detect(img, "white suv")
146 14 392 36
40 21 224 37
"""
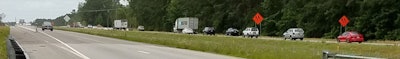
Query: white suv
283 28 304 40
242 27 259 38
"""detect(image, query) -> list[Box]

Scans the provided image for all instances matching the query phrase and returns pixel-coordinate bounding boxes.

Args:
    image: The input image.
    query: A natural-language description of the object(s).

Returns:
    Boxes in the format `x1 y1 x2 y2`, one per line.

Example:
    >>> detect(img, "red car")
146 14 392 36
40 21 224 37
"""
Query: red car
337 31 364 43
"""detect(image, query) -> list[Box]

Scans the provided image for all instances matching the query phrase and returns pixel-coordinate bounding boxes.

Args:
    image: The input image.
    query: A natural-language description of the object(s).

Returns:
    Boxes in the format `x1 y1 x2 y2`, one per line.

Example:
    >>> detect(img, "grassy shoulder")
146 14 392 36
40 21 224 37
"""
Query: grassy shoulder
0 26 9 59
56 27 399 59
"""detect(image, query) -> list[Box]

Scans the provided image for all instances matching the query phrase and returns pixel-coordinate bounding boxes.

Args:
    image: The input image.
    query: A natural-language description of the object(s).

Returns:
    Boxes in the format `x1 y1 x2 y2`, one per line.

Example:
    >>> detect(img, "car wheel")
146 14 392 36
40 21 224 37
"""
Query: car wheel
300 38 303 40
358 42 362 43
284 38 286 40
50 29 53 31
255 36 258 38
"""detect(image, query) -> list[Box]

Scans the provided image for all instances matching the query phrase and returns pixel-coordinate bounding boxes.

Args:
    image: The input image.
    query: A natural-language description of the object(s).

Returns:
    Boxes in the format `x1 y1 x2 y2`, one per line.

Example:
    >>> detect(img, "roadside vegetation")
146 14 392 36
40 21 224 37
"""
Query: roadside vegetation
0 26 10 59
56 27 400 59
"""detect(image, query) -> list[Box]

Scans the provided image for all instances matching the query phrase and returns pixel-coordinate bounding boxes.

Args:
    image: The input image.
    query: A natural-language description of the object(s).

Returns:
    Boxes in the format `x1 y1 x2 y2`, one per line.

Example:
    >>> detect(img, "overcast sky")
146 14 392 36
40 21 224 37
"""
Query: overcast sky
0 0 128 22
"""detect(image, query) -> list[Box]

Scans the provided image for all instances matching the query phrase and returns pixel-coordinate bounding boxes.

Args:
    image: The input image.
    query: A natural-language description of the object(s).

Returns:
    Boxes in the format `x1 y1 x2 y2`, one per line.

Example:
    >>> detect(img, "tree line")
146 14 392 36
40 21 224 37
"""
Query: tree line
35 0 400 40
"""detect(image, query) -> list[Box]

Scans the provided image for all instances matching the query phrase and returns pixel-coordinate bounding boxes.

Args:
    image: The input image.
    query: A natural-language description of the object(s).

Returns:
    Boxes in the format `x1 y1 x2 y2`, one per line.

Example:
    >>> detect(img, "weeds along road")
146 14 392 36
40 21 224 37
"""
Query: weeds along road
10 25 241 59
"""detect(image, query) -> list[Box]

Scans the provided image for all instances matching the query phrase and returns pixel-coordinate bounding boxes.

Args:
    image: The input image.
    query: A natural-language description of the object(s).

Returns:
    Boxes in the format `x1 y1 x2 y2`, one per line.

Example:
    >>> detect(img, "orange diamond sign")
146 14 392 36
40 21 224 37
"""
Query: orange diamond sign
253 12 264 25
339 15 349 27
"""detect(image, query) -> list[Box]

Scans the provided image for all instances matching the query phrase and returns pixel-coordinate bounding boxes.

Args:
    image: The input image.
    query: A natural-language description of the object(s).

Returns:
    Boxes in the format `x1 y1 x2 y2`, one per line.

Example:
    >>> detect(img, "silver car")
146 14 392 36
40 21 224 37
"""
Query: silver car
283 28 304 40
137 26 144 31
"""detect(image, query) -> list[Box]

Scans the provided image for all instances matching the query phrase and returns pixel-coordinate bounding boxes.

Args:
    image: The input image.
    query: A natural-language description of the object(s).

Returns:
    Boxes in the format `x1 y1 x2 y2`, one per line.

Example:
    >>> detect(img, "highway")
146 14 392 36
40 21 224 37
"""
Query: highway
10 25 241 59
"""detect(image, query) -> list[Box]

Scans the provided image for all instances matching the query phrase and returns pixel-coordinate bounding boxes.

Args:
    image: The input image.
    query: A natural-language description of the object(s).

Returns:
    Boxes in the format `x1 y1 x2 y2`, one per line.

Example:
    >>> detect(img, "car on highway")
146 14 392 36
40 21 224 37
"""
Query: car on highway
283 28 304 40
137 26 144 31
337 31 364 43
202 27 215 35
225 28 240 36
182 28 195 34
87 25 93 28
242 27 259 38
42 21 53 31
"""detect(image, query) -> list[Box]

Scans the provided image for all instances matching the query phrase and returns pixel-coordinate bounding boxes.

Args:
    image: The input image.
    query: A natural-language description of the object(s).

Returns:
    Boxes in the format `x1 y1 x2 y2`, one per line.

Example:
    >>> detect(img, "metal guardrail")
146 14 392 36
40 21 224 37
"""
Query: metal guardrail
322 51 385 59
6 35 29 59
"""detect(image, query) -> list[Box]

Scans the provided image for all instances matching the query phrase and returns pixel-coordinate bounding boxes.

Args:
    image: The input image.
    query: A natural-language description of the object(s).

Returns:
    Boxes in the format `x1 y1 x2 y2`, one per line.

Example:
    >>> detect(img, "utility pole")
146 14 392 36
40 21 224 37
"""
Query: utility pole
35 23 38 32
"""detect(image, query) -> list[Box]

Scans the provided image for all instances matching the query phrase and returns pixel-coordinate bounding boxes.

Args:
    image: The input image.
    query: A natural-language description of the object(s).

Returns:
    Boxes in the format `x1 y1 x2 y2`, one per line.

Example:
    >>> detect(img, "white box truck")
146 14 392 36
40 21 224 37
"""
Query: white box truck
173 17 198 33
114 19 128 29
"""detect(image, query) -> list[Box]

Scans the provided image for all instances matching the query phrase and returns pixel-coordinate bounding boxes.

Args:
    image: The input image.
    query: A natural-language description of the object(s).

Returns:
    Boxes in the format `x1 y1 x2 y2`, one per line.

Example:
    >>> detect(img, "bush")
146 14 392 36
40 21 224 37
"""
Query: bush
0 26 10 59
384 29 400 40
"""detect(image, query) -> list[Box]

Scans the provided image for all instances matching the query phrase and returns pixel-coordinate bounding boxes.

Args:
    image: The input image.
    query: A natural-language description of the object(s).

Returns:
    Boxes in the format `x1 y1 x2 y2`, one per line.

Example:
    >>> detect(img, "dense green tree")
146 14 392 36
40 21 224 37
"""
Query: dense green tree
47 0 400 40
77 0 121 27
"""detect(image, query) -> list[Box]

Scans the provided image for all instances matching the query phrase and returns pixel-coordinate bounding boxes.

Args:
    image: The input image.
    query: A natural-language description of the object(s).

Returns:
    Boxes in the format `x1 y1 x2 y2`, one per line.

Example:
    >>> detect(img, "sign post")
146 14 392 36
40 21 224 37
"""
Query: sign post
35 23 38 32
253 12 264 34
64 15 71 26
338 15 349 33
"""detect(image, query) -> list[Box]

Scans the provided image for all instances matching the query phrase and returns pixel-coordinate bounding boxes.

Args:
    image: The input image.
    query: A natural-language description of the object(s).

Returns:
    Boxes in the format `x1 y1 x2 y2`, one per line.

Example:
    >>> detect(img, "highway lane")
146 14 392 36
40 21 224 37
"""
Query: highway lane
10 26 241 59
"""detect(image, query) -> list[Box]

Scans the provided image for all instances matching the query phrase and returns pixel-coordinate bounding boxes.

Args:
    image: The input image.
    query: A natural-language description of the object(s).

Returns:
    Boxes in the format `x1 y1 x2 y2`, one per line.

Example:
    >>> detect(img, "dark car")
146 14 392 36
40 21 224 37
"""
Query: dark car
337 31 364 43
42 21 53 31
225 28 240 36
202 27 215 35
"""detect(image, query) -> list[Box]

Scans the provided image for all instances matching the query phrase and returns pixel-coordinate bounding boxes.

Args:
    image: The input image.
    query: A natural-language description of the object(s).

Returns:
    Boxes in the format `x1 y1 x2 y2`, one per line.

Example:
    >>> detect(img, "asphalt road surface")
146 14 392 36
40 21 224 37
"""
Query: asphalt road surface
10 25 241 59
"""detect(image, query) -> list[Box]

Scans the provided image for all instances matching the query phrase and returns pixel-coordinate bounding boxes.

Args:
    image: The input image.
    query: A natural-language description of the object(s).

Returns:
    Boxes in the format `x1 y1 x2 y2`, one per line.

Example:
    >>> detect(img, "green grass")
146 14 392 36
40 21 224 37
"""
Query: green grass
56 27 400 59
0 26 10 59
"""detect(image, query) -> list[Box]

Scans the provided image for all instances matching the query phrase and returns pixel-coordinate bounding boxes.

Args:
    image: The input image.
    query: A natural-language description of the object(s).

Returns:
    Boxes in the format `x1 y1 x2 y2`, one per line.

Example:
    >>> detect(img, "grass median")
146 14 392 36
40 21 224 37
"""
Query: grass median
0 26 10 59
56 27 400 59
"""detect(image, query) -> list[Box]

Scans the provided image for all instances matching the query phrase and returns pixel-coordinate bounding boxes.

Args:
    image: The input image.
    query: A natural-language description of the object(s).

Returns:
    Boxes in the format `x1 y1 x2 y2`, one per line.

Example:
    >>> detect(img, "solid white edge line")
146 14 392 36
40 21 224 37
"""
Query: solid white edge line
18 26 91 59
12 37 31 59
10 26 31 59
137 51 150 54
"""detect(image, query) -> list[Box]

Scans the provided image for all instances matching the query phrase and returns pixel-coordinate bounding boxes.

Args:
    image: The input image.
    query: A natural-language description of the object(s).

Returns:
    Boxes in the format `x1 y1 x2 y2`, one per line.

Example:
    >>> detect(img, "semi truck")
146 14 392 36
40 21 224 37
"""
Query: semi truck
173 17 198 33
114 19 128 29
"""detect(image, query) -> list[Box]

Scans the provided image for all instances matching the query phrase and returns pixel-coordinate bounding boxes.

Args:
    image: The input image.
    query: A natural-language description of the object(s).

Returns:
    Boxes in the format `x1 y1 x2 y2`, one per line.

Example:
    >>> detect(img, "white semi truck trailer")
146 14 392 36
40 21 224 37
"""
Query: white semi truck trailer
114 19 128 30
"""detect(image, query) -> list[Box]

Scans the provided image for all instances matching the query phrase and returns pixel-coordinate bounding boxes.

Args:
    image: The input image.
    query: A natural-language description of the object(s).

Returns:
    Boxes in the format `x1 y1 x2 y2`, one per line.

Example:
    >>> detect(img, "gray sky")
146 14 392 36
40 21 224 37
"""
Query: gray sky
0 0 129 22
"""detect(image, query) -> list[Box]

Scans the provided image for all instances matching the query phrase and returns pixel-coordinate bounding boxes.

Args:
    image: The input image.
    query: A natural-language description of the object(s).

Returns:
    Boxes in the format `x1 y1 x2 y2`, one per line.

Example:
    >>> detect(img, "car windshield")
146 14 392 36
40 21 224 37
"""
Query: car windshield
341 32 349 35
350 32 360 35
251 27 258 31
205 27 213 30
294 29 304 32
43 22 52 26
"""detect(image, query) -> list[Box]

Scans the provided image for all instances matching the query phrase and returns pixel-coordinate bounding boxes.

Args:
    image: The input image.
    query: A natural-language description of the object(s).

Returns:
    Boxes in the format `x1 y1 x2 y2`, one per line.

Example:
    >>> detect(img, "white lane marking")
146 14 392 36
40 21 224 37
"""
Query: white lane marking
53 44 85 58
138 51 150 54
60 32 106 43
12 37 31 59
44 40 49 43
18 26 91 59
